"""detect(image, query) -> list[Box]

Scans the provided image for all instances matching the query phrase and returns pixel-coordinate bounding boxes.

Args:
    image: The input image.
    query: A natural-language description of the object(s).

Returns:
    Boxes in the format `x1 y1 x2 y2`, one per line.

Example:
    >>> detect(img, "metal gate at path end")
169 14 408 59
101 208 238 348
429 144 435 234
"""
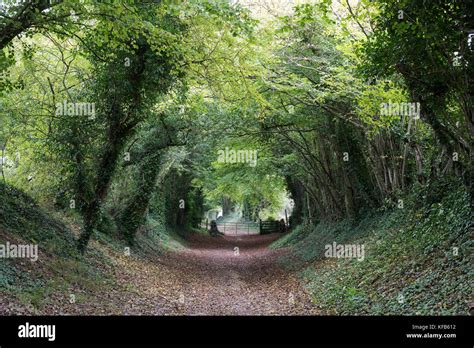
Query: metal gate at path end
202 220 287 236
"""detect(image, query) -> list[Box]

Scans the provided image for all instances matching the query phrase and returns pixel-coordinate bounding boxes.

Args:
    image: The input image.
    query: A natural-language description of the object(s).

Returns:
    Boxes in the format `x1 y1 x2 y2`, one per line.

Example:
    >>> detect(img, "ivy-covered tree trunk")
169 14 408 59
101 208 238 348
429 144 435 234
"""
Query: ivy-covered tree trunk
118 157 162 245
285 176 305 228
221 197 233 216
76 41 161 253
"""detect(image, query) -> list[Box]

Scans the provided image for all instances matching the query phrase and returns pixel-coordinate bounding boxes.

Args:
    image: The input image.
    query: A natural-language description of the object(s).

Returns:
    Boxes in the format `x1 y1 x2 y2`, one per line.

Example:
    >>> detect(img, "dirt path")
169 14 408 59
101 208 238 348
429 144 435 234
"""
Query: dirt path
116 233 318 315
1 232 318 315
162 233 317 315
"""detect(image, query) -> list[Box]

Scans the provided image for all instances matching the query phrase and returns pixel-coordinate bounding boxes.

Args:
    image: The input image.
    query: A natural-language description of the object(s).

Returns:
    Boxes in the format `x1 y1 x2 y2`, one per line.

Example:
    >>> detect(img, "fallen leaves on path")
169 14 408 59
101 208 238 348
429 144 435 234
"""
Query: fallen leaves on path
1 233 319 315
113 233 319 315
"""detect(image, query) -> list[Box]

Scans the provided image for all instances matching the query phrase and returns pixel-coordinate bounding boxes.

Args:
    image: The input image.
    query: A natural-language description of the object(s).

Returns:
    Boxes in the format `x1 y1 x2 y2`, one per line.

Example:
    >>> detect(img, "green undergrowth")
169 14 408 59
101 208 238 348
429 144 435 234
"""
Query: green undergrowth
273 180 472 315
133 215 187 254
0 183 76 256
0 182 184 312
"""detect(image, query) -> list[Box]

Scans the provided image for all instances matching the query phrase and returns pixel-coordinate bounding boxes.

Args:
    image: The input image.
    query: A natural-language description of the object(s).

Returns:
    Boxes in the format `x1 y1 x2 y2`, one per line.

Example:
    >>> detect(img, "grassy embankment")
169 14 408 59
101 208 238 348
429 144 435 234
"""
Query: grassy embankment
0 182 184 314
273 180 472 315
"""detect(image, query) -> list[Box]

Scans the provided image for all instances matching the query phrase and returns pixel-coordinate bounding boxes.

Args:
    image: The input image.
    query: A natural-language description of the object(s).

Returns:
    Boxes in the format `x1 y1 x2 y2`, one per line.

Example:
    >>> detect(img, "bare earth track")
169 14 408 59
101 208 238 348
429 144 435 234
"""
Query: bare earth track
151 233 318 315
1 232 318 315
